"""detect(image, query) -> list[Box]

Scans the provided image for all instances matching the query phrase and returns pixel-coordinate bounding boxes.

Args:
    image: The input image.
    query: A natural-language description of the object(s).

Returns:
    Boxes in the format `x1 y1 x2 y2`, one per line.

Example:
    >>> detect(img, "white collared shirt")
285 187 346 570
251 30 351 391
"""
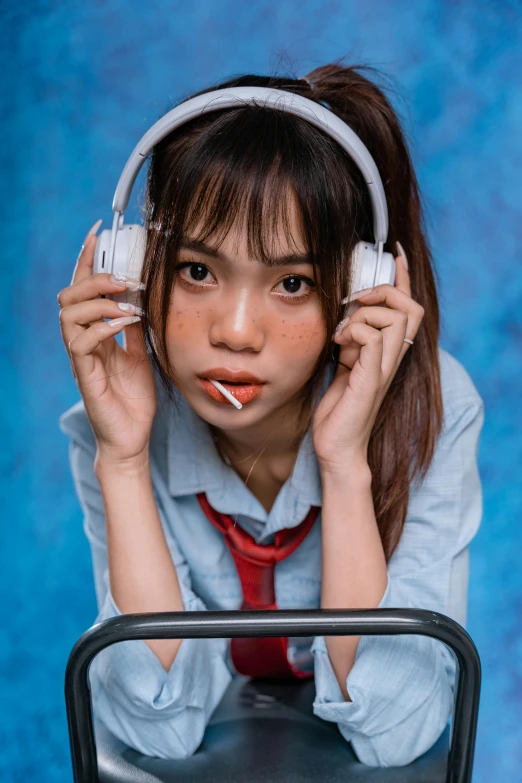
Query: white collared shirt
58 345 485 767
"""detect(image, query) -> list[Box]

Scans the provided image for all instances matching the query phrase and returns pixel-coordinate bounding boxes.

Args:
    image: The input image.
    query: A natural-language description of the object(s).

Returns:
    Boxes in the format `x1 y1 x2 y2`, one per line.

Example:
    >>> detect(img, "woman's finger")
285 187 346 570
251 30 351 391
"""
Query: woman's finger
59 297 143 358
68 316 142 385
334 305 416 378
338 321 383 387
356 283 423 318
60 298 143 330
61 298 144 325
70 219 103 286
335 304 411 337
349 242 424 374
57 271 144 309
392 240 411 297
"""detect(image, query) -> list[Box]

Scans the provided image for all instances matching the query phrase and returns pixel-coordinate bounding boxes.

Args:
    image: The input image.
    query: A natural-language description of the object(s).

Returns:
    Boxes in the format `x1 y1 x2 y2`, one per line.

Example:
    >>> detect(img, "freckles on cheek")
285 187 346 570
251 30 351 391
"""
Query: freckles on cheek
279 319 325 353
167 309 201 338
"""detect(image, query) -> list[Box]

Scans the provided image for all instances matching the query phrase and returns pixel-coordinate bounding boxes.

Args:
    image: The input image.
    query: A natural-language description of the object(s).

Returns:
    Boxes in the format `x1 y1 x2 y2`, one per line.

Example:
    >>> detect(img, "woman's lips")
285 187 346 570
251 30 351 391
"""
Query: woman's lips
198 378 264 405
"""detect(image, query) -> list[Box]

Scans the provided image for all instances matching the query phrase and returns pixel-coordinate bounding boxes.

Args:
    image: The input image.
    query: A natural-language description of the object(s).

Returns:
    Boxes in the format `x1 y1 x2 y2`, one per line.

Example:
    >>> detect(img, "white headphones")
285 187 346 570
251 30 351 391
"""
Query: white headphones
93 86 395 315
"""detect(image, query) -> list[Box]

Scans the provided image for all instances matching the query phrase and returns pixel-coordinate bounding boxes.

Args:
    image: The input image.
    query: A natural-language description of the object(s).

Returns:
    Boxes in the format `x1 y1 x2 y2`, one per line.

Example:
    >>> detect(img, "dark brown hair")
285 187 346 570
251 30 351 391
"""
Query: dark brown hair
137 61 443 561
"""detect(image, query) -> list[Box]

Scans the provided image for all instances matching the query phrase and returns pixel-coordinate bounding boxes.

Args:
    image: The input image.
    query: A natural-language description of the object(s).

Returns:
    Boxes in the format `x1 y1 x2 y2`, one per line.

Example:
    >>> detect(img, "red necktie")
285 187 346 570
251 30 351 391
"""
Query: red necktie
196 491 319 680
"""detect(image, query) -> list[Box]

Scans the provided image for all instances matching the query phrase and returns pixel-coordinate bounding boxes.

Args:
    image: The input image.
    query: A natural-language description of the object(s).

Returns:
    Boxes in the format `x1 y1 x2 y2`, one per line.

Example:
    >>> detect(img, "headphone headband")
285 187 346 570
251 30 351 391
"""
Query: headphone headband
111 86 389 243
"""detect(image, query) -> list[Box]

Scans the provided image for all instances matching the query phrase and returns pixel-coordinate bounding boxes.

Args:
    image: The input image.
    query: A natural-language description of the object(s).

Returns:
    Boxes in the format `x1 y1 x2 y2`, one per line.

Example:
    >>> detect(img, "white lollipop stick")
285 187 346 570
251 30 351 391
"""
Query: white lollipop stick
209 379 243 409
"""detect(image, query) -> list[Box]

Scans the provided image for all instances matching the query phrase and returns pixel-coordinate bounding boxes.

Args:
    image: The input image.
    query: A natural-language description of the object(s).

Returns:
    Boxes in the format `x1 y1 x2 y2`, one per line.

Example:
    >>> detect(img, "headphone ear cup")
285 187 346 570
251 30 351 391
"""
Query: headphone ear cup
350 241 376 293
342 241 396 307
93 224 146 302
92 228 112 276
377 250 396 287
123 224 147 281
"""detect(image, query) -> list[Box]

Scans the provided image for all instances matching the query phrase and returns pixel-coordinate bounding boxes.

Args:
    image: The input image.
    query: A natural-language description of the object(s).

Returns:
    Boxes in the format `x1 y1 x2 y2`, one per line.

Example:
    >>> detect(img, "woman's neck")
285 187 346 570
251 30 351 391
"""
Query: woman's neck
208 401 309 482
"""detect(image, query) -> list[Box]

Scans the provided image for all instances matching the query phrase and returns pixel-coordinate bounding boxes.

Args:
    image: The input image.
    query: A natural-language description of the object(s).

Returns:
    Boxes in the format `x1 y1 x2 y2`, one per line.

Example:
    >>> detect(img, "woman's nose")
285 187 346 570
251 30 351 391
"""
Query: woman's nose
208 294 264 351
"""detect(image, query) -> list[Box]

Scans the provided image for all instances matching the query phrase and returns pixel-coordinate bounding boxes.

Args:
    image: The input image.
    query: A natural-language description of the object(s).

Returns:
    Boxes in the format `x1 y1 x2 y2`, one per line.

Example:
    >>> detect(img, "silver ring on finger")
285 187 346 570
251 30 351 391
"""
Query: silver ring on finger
403 338 414 345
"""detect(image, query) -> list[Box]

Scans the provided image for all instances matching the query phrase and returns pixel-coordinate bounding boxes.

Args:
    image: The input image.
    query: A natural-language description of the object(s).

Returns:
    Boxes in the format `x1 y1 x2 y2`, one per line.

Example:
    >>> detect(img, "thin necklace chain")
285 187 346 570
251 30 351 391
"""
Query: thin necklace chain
212 426 278 528
210 402 310 531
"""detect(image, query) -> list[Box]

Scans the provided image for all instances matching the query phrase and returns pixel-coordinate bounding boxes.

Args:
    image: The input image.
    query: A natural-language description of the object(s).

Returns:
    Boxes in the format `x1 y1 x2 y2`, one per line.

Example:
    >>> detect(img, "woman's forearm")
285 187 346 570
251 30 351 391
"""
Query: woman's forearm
319 463 388 701
94 452 185 672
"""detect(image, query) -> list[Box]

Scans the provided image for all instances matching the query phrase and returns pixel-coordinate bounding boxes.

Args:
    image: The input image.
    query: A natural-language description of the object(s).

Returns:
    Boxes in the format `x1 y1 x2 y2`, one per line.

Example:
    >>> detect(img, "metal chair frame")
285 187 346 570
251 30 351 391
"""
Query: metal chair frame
65 608 481 783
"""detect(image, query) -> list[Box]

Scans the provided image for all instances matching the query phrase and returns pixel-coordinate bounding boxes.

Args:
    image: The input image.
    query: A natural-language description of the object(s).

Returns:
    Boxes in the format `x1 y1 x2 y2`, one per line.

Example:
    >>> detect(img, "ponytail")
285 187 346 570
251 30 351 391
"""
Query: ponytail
302 63 443 557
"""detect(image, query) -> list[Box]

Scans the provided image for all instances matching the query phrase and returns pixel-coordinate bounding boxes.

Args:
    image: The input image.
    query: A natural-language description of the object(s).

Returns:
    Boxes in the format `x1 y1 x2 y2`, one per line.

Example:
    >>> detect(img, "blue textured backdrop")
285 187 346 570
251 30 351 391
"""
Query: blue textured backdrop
1 1 521 781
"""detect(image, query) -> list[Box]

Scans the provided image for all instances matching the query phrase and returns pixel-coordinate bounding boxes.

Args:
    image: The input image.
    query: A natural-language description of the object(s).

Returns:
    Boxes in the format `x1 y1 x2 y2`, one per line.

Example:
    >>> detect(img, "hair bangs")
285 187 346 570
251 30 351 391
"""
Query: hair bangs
170 112 318 267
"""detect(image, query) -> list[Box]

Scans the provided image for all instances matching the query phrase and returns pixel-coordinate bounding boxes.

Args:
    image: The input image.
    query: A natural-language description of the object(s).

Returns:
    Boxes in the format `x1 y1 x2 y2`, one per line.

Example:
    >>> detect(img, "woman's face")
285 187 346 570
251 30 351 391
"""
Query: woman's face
165 192 327 432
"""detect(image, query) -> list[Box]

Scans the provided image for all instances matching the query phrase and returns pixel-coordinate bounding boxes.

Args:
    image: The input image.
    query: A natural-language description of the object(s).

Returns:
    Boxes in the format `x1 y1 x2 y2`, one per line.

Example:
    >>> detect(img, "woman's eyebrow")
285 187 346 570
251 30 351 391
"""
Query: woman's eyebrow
179 236 314 267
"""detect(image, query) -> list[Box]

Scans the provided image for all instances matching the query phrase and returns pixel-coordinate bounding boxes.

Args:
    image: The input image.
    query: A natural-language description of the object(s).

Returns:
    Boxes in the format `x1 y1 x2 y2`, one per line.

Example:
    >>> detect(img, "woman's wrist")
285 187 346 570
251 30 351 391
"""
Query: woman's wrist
319 457 372 487
94 447 151 480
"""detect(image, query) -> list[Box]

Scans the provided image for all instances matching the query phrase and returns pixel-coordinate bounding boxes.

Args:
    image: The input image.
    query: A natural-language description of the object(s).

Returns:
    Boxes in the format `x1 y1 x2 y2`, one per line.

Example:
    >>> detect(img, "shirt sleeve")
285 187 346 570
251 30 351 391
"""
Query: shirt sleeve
310 393 485 767
63 424 233 760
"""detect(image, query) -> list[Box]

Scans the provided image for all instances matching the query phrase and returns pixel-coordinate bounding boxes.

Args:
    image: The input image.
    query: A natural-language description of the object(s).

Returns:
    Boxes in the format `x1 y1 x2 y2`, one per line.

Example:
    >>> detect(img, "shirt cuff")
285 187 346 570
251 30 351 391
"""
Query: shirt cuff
90 584 231 719
310 579 455 766
311 577 392 731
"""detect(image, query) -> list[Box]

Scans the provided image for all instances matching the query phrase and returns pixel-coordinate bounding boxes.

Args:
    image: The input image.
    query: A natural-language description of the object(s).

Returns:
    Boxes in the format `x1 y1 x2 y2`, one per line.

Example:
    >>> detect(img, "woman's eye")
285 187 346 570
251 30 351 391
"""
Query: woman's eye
176 261 213 285
174 261 315 302
275 275 315 301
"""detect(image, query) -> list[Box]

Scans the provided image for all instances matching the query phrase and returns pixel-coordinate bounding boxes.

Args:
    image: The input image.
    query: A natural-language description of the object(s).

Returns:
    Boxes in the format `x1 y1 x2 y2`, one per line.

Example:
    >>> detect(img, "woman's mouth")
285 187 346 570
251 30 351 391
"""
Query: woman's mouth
198 378 264 405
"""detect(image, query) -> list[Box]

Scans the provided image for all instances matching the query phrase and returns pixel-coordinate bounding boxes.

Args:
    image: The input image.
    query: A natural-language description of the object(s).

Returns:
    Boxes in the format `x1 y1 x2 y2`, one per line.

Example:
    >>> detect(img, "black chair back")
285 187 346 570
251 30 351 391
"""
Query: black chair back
65 609 481 783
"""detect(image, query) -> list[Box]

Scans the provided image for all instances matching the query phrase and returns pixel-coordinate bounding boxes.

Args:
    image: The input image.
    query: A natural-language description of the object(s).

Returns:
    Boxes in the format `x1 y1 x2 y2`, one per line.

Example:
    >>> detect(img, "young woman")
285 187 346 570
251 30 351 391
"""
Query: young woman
57 64 485 768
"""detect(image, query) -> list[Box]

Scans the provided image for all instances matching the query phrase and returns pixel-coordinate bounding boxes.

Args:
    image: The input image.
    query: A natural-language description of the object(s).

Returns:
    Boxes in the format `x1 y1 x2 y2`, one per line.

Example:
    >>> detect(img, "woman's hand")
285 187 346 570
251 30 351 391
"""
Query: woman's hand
312 241 425 472
58 220 157 465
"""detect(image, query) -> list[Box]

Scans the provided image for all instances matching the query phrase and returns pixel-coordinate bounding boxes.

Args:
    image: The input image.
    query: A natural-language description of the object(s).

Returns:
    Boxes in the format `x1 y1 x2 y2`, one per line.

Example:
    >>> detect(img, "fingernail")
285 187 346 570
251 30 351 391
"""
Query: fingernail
118 302 144 315
334 316 350 337
126 280 146 291
110 272 146 290
396 241 408 271
108 315 142 327
86 219 103 239
342 287 375 304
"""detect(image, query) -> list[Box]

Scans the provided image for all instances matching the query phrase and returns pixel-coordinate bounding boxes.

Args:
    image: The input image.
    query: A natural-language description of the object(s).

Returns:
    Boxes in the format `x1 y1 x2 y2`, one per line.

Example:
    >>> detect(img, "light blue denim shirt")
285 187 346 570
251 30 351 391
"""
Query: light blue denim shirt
58 345 485 768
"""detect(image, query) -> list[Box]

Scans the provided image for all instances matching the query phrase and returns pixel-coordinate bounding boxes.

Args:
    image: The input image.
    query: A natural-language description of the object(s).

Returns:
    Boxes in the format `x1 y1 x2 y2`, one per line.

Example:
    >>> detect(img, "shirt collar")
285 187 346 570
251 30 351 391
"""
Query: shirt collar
167 360 337 535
